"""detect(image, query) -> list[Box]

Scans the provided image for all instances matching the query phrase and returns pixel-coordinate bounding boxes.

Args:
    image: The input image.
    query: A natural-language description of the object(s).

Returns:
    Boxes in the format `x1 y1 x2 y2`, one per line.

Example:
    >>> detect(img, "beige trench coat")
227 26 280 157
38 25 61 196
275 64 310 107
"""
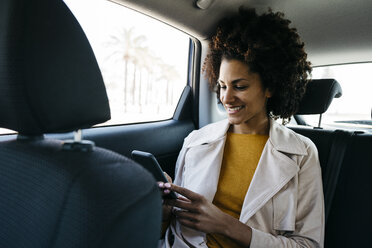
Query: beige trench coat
161 119 324 248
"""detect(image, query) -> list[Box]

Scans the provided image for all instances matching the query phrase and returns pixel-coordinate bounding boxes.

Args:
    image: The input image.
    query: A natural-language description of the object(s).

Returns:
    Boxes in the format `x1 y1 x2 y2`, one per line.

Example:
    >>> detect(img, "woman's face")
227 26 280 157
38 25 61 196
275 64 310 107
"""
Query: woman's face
218 59 272 134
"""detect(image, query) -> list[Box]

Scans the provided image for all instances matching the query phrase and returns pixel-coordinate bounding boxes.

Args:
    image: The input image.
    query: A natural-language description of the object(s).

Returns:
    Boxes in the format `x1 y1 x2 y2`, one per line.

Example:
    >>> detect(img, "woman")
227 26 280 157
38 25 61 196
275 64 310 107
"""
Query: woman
159 8 324 248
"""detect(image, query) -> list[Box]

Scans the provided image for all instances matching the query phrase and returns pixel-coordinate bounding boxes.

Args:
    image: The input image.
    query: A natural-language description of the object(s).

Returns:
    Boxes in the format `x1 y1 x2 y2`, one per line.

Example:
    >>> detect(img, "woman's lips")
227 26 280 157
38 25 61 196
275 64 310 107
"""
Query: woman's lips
226 105 244 114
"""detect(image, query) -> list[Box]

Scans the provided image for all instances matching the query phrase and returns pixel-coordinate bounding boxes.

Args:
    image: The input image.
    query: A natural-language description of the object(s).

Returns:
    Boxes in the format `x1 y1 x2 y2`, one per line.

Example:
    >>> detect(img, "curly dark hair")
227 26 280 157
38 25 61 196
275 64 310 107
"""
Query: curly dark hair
203 8 312 119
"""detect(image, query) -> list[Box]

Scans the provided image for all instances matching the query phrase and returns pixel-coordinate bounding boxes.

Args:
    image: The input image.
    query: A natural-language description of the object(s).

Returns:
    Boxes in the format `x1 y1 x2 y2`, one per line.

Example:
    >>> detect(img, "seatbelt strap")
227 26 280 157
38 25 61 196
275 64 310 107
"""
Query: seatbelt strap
324 130 354 223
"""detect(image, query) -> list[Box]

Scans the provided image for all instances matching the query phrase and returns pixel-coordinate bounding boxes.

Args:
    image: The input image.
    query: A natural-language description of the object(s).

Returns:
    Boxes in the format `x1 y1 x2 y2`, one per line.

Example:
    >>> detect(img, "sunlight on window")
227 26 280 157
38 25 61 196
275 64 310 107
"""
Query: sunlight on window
64 0 190 126
0 128 15 135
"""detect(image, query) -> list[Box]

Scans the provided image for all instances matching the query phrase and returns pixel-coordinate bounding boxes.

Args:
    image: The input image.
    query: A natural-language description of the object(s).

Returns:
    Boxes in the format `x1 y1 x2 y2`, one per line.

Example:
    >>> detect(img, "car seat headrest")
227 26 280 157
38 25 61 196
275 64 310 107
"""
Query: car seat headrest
0 0 110 135
296 79 342 115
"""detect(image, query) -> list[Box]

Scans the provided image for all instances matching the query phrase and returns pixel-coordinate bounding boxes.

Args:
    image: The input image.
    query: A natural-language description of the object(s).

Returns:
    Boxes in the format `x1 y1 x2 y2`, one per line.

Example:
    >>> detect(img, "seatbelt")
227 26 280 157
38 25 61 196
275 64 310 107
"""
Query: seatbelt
323 130 354 223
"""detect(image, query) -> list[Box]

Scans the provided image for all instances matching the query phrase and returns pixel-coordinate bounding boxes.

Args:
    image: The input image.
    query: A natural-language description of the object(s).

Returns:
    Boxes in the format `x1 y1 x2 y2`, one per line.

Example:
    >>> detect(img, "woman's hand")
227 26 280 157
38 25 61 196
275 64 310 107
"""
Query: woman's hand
158 172 173 221
169 184 253 246
168 184 230 234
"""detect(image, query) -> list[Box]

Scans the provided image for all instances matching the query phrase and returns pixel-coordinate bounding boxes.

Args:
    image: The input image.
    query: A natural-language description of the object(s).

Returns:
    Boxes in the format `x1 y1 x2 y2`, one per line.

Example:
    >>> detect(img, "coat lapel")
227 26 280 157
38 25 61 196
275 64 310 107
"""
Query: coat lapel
182 119 230 202
240 120 307 223
239 143 299 223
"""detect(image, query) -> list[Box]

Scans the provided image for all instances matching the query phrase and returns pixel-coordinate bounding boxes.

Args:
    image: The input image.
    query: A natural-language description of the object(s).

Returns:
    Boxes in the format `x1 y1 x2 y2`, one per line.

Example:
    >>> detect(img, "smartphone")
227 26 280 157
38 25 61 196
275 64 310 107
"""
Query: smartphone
131 150 177 199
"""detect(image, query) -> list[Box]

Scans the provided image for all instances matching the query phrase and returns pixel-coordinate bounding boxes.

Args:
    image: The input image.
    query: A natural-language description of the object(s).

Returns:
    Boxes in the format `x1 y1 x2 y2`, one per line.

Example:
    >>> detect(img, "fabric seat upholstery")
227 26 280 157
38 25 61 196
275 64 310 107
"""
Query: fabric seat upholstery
0 0 161 247
296 79 342 115
292 78 343 177
325 133 372 248
291 79 372 247
291 78 344 223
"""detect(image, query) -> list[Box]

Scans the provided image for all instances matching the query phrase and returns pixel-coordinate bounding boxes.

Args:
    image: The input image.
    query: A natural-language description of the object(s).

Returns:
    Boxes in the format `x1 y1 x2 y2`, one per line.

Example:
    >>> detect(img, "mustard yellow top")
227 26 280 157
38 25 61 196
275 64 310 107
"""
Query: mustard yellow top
207 132 268 248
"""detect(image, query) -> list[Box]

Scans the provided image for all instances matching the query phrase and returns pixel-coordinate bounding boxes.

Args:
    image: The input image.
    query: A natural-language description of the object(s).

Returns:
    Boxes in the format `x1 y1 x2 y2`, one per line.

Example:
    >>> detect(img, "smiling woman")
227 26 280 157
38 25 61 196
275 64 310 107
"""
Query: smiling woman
1 0 372 247
217 59 273 134
159 8 323 248
204 8 311 122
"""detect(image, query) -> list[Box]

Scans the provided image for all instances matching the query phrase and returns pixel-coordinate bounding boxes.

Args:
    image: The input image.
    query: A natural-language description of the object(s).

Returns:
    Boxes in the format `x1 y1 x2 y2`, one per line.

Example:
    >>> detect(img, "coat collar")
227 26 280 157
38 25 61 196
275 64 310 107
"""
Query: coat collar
185 119 230 148
186 118 307 156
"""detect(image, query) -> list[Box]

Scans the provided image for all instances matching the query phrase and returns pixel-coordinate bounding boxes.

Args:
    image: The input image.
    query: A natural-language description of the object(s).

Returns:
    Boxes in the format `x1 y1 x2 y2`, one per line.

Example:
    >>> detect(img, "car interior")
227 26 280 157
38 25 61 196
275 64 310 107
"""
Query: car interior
0 0 371 247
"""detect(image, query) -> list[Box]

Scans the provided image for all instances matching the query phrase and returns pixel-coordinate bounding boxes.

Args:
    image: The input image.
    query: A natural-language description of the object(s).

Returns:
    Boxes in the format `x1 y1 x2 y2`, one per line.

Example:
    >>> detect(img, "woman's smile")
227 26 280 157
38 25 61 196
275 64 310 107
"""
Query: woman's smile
218 58 272 134
225 105 245 114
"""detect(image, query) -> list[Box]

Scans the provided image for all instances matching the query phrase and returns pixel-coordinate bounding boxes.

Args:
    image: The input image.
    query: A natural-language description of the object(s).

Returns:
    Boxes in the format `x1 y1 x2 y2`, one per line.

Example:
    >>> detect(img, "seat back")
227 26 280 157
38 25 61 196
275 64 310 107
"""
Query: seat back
289 127 334 179
292 79 344 220
324 133 372 248
0 140 161 248
292 79 372 247
0 0 161 247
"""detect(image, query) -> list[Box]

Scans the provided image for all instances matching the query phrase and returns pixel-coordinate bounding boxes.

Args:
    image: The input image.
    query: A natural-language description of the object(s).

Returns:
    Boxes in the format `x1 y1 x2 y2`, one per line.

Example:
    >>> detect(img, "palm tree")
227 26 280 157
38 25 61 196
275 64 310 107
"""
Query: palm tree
104 27 148 112
135 47 151 113
158 63 180 106
141 52 160 109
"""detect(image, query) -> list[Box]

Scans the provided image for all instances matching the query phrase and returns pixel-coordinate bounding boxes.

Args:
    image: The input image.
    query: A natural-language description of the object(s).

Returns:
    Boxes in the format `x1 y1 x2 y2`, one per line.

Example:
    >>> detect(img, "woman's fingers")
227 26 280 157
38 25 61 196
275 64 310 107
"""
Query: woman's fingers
174 210 204 230
178 196 191 202
177 217 197 229
170 184 201 201
171 198 198 212
164 172 172 183
158 173 173 196
164 184 229 234
158 182 172 196
174 209 196 221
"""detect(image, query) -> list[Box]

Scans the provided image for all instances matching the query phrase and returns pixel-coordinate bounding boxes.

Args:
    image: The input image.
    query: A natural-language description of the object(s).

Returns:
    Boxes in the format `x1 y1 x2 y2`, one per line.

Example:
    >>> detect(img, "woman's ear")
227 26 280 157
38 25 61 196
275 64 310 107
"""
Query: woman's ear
265 88 274 98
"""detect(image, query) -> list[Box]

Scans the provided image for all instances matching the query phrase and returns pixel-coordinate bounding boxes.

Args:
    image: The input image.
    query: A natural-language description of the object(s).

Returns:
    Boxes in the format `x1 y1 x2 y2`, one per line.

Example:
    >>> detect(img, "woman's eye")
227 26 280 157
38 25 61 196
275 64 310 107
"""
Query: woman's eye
219 85 226 89
235 85 248 90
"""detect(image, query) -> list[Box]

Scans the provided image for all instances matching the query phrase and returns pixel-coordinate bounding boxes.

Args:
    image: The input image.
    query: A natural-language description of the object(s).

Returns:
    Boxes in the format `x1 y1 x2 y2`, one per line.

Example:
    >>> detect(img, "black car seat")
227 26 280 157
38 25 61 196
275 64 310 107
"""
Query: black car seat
0 0 161 247
292 79 372 247
291 79 344 222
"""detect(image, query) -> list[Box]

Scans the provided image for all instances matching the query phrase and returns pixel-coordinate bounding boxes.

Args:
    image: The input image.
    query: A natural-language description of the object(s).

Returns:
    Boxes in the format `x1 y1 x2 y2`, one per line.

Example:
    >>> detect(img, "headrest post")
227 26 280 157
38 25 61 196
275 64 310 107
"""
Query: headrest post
318 114 323 128
63 129 95 152
74 130 82 142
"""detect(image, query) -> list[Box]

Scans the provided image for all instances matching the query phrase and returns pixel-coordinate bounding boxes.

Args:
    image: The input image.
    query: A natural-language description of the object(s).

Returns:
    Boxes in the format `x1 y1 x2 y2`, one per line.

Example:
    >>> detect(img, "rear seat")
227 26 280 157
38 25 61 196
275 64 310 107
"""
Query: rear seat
325 132 372 247
292 79 344 222
291 79 372 248
290 127 335 180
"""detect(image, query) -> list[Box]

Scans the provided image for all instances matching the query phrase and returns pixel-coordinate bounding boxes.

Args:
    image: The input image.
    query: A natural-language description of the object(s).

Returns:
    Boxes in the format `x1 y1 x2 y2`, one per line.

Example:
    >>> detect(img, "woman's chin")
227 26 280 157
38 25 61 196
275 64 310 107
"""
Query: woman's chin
227 117 243 125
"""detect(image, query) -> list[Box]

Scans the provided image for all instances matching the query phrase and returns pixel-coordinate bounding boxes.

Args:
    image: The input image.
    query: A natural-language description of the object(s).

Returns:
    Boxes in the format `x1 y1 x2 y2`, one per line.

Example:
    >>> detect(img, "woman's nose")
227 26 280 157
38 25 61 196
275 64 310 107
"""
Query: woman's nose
222 87 235 103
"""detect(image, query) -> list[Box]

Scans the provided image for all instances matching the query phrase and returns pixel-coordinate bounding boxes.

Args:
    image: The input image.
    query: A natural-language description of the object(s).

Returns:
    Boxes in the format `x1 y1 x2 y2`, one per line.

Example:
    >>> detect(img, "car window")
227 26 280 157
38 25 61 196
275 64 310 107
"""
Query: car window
1 0 190 136
300 63 372 132
63 0 190 127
